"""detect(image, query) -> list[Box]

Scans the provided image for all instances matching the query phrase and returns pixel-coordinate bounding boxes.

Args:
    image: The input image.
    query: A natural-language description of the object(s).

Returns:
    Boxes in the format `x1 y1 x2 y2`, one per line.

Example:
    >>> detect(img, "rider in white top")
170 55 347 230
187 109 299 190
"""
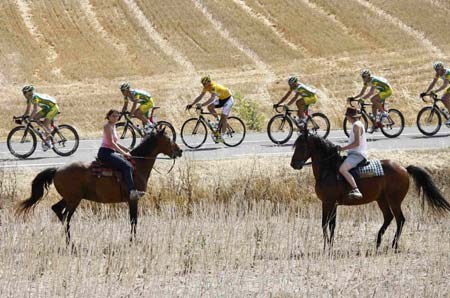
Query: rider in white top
338 107 367 200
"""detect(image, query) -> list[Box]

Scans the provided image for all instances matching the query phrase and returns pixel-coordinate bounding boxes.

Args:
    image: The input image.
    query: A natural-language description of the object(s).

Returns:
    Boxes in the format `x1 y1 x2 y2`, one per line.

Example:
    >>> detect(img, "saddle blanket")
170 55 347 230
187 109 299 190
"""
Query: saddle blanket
90 160 122 179
349 159 384 179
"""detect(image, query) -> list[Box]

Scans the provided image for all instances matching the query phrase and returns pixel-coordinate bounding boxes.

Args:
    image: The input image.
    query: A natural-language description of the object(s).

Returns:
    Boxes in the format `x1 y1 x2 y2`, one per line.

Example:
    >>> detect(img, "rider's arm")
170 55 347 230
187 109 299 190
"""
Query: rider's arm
201 94 217 107
190 91 206 106
286 93 300 105
434 79 449 93
276 90 293 105
362 86 375 100
341 124 362 151
353 86 367 99
424 76 439 94
121 97 128 112
23 102 32 117
104 125 129 156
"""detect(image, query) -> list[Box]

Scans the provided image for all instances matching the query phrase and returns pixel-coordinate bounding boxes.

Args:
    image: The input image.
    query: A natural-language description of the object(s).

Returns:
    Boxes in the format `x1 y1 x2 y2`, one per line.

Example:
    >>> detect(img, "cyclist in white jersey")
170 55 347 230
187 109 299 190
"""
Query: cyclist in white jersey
338 107 367 200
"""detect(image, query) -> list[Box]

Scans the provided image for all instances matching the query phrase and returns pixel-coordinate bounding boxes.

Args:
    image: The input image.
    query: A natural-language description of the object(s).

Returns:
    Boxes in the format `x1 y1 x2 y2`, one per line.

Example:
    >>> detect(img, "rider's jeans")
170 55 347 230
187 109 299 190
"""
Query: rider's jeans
98 147 134 193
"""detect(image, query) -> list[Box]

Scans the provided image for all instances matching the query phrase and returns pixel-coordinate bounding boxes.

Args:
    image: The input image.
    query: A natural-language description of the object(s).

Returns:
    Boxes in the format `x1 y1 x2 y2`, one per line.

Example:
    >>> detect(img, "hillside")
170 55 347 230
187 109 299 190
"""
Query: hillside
1 0 449 136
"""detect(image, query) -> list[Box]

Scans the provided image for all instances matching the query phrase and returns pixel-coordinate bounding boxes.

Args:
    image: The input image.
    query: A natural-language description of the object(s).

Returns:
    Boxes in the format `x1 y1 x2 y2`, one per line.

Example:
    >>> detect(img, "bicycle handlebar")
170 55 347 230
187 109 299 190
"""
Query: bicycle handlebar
420 92 438 102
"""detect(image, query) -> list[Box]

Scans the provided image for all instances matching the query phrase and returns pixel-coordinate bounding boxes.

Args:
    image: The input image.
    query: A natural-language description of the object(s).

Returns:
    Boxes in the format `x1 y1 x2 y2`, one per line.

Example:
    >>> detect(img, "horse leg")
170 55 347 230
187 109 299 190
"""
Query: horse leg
328 204 338 247
129 200 138 242
390 205 405 250
51 199 67 223
376 198 394 249
322 201 336 251
63 200 80 245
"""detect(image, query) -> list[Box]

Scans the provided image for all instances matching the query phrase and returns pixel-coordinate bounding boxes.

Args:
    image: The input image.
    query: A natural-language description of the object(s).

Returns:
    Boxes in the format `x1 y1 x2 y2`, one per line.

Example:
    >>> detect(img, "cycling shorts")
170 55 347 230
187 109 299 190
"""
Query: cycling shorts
138 98 155 118
378 88 392 102
212 96 234 116
296 95 317 109
37 105 60 120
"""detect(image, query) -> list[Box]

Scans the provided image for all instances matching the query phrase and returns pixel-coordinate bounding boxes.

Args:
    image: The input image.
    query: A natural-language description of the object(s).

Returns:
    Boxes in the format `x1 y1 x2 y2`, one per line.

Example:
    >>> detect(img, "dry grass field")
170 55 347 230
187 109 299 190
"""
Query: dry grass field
1 149 449 297
1 0 450 137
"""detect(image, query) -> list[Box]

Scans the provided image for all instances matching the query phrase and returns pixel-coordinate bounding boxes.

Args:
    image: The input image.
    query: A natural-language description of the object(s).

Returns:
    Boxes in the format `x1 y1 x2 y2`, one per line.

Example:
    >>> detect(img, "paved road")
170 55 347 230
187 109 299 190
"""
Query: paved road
1 127 449 169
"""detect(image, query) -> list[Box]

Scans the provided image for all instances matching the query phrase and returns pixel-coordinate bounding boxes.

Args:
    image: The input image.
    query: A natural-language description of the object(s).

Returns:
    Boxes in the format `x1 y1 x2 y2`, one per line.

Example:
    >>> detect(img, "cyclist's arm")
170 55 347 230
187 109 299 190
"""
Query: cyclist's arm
23 102 32 117
353 86 367 99
434 79 449 93
201 94 217 107
121 97 129 112
286 92 300 105
276 90 293 105
362 86 375 100
424 76 439 94
189 91 206 106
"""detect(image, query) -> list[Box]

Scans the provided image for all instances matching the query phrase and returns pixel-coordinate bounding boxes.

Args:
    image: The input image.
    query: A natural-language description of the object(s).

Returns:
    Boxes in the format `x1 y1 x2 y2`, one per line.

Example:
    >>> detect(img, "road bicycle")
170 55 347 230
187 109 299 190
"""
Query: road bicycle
267 104 330 144
416 93 450 136
7 115 79 159
180 106 246 149
343 98 404 138
115 107 176 149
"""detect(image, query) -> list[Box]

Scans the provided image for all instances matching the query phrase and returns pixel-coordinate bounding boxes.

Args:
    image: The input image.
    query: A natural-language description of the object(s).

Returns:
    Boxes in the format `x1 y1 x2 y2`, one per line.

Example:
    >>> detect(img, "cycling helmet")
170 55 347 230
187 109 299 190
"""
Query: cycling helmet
120 82 131 91
288 75 298 86
200 75 211 85
433 61 444 71
360 69 371 78
22 85 34 94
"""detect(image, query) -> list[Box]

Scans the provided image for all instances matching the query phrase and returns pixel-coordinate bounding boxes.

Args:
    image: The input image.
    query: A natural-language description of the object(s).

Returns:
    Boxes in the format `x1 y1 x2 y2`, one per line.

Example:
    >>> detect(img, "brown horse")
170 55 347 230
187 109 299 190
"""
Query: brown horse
290 133 450 250
16 129 182 242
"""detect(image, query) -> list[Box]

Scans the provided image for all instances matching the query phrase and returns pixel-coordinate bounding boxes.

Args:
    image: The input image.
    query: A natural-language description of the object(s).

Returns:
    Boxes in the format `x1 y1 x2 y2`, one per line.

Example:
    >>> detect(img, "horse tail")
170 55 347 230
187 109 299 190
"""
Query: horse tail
407 165 450 214
16 167 57 217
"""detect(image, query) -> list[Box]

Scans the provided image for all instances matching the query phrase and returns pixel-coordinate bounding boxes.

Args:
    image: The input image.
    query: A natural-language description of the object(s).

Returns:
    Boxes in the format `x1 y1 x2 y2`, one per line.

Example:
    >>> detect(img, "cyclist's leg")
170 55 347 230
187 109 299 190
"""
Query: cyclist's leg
370 94 383 116
219 97 234 135
136 100 153 126
441 88 450 123
295 98 306 119
207 99 219 118
33 110 51 135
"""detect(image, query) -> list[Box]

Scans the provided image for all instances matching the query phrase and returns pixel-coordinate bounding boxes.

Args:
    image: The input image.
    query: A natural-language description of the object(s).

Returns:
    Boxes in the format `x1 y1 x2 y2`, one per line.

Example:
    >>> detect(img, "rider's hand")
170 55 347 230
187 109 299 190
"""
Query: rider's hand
186 104 192 110
420 92 427 98
123 152 131 159
273 103 279 109
195 103 202 109
347 97 354 101
336 145 343 152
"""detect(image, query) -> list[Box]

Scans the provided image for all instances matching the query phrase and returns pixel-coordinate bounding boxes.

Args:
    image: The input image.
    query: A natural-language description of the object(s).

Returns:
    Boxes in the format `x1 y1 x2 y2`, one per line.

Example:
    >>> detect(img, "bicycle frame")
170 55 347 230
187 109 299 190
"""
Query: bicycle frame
275 105 311 129
119 107 163 136
421 94 448 120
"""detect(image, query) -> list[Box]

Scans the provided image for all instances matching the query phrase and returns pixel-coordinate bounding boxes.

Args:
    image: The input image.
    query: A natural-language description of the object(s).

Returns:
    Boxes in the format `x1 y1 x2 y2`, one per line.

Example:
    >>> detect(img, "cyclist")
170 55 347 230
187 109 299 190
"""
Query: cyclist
97 109 145 201
337 107 367 200
350 69 392 132
186 75 234 143
22 85 60 151
120 82 155 133
274 75 317 127
420 61 450 126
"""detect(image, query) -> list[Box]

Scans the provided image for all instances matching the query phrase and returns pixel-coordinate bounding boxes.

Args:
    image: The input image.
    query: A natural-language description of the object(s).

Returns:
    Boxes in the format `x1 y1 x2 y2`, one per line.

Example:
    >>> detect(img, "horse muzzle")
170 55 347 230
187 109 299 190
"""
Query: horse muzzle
171 148 183 159
290 160 304 170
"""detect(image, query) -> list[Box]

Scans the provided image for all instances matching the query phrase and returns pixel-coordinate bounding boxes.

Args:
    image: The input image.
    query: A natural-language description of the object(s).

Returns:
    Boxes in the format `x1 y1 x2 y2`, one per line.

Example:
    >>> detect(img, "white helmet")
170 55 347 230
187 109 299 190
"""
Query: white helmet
120 82 131 91
288 75 298 86
360 69 371 78
22 85 34 94
433 61 444 71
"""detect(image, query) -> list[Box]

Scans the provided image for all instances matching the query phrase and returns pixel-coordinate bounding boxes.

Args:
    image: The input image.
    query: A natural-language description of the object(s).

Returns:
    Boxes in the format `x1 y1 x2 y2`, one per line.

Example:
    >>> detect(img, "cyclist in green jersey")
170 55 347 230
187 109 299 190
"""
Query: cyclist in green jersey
120 82 155 133
22 85 60 151
350 69 393 132
421 61 450 126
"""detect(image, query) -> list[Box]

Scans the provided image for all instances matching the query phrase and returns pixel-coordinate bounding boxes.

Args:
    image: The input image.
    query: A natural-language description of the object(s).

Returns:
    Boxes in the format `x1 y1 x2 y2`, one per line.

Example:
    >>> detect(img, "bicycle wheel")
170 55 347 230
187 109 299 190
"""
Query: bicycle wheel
267 114 293 144
155 120 176 142
116 122 136 149
343 114 369 137
416 106 442 136
181 118 207 149
7 126 37 159
52 124 80 156
380 109 404 138
307 113 330 139
223 116 246 147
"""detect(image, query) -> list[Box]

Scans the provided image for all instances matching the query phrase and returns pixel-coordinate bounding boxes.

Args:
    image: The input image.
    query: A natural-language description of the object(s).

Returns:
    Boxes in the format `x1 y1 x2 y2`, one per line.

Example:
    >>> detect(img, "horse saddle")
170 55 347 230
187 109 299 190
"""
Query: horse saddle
90 159 123 180
339 159 384 180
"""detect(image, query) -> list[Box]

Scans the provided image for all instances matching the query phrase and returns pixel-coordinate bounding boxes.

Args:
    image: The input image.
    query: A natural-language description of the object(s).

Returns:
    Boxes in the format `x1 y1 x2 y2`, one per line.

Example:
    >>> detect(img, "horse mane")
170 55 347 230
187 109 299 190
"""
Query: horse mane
130 131 160 156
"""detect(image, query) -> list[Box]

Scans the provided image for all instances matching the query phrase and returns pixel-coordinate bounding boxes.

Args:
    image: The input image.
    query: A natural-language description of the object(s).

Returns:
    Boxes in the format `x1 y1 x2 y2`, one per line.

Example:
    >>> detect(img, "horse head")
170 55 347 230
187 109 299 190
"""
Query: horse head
291 131 311 170
131 127 182 159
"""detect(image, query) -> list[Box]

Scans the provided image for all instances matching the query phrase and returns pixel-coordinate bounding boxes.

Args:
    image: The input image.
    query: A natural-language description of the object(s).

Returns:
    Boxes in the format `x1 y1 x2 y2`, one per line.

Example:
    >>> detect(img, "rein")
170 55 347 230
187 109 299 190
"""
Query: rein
130 155 177 175
302 151 339 166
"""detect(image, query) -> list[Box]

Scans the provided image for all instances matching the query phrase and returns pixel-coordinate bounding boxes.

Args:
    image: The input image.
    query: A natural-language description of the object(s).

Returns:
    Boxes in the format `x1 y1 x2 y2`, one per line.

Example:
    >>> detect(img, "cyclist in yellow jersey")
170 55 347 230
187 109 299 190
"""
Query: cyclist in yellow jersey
186 75 234 143
22 85 60 151
274 75 318 127
421 61 450 126
350 69 392 132
120 82 155 133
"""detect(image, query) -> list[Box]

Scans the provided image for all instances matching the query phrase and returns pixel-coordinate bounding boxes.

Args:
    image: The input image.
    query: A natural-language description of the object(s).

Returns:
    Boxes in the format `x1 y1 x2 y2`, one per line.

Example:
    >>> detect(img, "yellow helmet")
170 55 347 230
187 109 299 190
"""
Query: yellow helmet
201 75 211 85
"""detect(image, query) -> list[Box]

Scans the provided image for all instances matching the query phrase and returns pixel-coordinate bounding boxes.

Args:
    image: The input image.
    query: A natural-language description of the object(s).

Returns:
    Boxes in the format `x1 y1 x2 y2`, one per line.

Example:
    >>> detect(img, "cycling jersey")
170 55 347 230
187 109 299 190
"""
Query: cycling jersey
29 93 58 111
364 76 392 92
436 68 450 81
124 89 153 105
203 81 231 100
295 84 317 97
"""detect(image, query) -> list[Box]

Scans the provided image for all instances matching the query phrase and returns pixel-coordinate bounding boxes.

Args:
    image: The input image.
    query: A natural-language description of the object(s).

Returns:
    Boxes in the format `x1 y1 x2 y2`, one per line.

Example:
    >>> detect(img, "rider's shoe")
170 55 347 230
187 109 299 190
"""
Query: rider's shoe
130 189 146 201
367 126 378 134
348 188 363 200
144 122 155 134
445 119 450 127
216 135 224 143
381 112 389 123
41 140 53 152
